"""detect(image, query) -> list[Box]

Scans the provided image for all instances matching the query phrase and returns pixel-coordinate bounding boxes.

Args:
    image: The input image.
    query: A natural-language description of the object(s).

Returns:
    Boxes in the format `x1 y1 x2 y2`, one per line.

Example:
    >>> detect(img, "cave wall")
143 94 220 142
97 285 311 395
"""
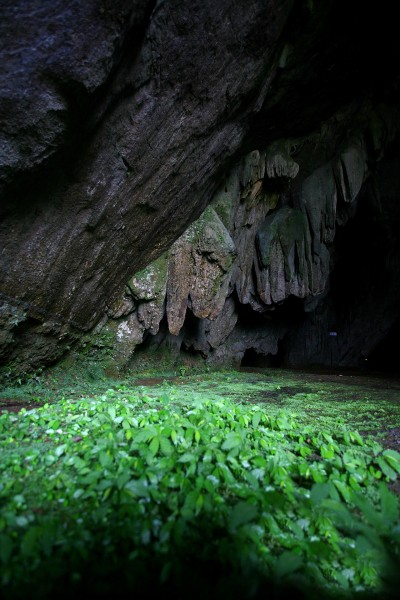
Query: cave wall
103 107 400 372
1 0 400 374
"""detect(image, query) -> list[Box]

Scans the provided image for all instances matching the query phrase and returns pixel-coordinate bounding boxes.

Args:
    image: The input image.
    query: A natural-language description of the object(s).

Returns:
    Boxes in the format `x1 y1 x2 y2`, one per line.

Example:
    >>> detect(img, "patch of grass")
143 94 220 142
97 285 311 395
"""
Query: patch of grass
0 368 400 599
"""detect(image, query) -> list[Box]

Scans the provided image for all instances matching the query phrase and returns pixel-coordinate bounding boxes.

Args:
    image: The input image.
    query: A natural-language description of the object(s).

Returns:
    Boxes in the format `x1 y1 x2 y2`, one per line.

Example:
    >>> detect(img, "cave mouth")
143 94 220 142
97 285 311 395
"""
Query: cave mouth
366 318 400 376
241 346 284 369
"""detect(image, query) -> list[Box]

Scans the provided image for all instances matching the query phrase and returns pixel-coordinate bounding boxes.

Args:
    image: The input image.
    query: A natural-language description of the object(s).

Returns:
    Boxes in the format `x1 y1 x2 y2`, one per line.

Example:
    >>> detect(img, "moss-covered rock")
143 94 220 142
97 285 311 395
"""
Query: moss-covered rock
166 207 236 335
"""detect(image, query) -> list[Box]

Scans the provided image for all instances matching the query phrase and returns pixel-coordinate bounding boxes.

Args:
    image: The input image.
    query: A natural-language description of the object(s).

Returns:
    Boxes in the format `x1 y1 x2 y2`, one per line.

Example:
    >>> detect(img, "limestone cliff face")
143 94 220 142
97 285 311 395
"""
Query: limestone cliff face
105 107 400 371
1 0 400 373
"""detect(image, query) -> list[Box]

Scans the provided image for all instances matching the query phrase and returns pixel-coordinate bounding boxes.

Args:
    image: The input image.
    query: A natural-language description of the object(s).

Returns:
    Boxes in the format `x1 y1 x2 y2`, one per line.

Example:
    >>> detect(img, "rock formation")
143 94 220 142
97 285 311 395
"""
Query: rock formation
105 111 400 372
1 0 400 373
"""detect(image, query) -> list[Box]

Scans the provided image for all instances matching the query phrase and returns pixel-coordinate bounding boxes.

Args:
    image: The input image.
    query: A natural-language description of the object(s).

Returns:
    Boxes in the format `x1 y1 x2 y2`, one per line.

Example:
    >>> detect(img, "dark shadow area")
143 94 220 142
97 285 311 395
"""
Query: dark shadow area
181 308 203 350
327 148 400 375
367 317 400 376
241 345 284 368
236 294 305 329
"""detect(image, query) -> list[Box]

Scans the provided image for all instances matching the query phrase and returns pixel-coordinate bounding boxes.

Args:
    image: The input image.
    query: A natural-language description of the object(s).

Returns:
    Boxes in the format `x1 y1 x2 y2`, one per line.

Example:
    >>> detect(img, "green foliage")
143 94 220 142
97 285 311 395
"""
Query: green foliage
0 380 400 599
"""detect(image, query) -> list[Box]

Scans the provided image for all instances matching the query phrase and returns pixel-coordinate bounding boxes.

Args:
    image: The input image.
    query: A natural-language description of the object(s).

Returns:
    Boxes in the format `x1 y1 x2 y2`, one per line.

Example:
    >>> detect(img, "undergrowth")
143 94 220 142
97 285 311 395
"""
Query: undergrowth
0 369 400 599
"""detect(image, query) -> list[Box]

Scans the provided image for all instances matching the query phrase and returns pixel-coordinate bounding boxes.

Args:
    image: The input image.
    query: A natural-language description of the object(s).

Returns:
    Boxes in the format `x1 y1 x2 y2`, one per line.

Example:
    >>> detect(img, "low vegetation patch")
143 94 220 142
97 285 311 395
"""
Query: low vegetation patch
0 370 400 599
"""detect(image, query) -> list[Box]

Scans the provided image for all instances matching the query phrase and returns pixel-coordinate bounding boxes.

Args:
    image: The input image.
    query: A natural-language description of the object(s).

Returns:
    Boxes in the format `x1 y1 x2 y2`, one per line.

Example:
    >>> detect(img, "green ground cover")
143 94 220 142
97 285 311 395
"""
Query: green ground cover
1 367 400 599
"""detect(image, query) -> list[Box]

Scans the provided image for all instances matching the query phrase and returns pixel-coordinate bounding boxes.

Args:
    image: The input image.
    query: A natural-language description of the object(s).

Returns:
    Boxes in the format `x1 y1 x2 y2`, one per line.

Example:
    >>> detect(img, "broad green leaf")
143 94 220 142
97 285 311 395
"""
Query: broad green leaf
382 449 400 474
96 478 114 491
117 472 131 490
349 431 364 446
103 487 112 500
185 428 194 444
54 444 67 458
218 463 235 483
222 432 242 450
320 499 354 527
376 456 397 481
202 449 213 463
99 451 111 468
159 436 173 456
310 482 330 505
310 465 326 483
321 445 334 460
332 479 352 503
204 477 219 493
0 534 13 563
228 501 258 530
149 437 160 456
125 479 149 498
274 551 303 578
251 468 265 481
134 429 154 443
178 452 197 463
352 493 384 532
379 483 399 524
196 493 204 512
299 445 311 458
355 534 374 554
182 490 199 518
164 474 182 489
21 526 41 557
349 474 361 491
72 488 84 499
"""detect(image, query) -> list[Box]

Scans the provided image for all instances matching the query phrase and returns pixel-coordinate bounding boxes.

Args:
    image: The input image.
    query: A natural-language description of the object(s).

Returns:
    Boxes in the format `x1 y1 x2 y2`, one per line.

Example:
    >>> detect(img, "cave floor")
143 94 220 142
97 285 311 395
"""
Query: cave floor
133 366 400 484
238 367 400 464
2 365 400 456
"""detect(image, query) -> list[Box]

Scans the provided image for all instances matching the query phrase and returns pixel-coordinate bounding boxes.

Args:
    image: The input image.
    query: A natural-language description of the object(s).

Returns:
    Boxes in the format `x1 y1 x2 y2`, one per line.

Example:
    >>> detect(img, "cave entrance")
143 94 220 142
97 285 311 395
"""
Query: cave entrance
366 319 400 376
241 346 284 369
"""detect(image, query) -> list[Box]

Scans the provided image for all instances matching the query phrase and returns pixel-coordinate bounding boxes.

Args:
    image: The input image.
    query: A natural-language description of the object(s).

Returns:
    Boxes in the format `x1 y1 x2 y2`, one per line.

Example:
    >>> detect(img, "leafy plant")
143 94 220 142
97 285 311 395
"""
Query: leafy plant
0 381 400 600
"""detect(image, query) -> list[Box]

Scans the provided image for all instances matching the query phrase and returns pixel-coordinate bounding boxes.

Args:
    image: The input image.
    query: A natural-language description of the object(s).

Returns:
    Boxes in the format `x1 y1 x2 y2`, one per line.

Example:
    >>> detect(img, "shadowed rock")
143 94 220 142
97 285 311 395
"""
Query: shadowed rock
1 0 400 373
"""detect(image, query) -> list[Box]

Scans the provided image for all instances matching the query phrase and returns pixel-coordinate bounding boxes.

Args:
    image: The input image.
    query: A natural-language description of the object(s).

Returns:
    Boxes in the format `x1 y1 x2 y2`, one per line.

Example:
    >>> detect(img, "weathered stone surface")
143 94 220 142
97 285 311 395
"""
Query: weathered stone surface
129 253 168 334
0 0 293 369
166 207 236 335
108 313 147 364
210 319 287 367
229 151 275 309
183 296 238 356
334 145 366 205
0 0 150 194
265 140 299 180
97 110 400 369
103 252 169 361
1 0 400 373
256 206 313 303
204 296 238 350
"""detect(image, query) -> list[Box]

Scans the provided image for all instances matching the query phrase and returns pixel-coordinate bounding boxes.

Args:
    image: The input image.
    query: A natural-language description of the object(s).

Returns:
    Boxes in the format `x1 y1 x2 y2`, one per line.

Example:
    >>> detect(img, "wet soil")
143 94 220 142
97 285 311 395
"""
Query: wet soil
134 376 181 386
0 398 44 413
